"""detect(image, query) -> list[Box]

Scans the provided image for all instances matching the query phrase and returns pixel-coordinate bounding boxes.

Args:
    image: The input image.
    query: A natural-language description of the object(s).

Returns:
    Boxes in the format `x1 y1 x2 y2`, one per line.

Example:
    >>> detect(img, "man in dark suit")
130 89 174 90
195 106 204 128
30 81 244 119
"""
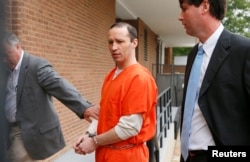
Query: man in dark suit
178 0 250 162
2 31 99 162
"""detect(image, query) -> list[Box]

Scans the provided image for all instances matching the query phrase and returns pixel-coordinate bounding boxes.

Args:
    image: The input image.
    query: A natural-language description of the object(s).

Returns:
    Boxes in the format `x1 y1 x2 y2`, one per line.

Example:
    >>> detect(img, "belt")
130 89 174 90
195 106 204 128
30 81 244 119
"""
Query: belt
105 144 136 149
189 150 207 157
10 122 19 127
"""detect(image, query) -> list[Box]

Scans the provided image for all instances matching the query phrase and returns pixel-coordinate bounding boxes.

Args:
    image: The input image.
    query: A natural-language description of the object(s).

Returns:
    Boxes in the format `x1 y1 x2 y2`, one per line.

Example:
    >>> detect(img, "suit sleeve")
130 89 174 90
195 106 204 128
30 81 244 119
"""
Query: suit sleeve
36 60 93 118
244 49 250 98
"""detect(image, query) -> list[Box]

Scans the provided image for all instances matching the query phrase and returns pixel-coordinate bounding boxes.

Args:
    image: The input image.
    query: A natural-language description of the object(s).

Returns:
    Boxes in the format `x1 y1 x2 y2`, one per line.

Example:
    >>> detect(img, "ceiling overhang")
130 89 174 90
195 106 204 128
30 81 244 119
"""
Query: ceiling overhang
116 0 197 47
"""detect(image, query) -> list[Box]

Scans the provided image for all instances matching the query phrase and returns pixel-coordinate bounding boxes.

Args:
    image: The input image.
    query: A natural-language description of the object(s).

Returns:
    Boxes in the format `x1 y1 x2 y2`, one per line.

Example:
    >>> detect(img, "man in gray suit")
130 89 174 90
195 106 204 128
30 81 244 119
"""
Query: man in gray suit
2 31 99 162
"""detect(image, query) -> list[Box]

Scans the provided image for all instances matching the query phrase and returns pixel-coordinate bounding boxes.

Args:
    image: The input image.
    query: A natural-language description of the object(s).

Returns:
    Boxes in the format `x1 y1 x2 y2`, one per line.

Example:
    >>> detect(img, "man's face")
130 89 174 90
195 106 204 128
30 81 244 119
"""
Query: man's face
178 2 204 37
3 43 21 70
108 26 137 69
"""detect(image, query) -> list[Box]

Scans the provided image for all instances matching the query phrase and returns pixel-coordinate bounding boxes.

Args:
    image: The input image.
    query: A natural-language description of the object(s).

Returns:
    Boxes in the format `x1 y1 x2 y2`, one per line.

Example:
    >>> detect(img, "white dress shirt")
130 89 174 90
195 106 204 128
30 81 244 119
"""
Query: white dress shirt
5 50 24 123
189 24 224 150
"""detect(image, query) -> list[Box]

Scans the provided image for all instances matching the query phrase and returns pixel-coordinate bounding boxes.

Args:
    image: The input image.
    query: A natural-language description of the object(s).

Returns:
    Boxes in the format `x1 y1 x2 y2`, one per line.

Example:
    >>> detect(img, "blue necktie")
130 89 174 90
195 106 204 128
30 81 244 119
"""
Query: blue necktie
181 45 204 161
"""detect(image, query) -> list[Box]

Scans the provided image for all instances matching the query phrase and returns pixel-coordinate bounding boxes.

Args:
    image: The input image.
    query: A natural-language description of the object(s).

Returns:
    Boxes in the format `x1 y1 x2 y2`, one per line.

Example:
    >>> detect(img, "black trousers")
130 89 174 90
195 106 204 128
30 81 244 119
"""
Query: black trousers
181 150 207 162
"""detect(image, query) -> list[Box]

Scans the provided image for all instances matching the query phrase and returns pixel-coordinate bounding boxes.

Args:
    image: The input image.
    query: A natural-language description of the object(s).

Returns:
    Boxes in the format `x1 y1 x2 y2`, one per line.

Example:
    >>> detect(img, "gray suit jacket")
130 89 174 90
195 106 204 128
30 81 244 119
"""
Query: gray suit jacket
15 52 92 159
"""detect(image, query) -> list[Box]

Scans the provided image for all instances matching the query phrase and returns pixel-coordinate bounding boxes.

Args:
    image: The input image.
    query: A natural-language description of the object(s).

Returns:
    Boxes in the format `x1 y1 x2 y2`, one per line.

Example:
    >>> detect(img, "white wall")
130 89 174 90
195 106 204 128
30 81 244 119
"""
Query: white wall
174 56 187 65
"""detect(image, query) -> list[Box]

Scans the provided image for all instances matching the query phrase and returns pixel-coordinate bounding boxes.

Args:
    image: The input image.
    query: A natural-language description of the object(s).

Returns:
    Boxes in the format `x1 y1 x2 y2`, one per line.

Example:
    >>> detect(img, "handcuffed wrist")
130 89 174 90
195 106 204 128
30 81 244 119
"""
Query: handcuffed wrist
86 131 96 137
92 136 99 146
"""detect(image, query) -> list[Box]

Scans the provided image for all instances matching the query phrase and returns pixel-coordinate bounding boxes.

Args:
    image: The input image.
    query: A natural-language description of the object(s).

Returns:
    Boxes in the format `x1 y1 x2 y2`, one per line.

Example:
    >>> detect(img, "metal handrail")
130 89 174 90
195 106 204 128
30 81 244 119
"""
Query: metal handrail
148 86 172 162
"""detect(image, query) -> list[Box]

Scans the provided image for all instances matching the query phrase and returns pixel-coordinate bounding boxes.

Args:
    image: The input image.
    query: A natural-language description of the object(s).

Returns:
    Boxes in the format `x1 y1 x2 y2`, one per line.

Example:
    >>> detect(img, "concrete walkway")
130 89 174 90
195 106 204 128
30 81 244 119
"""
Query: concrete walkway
53 150 95 162
171 131 181 162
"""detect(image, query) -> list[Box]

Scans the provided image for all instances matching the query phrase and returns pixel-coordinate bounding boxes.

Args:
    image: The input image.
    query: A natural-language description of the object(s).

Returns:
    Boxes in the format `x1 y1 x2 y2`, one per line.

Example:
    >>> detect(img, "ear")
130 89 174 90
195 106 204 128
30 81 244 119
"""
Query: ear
15 44 23 52
132 38 138 48
15 43 21 49
202 0 209 13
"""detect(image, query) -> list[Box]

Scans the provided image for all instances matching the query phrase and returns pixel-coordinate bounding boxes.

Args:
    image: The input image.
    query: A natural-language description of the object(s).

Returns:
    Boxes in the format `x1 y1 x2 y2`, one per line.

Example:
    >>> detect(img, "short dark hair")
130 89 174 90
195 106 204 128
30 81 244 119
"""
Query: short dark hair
179 0 227 20
110 22 137 42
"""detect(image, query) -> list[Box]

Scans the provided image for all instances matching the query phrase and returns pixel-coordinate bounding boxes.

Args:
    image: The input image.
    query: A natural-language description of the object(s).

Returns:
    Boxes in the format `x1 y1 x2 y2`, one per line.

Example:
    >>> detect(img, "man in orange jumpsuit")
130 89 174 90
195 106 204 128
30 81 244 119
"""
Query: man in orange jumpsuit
74 22 158 162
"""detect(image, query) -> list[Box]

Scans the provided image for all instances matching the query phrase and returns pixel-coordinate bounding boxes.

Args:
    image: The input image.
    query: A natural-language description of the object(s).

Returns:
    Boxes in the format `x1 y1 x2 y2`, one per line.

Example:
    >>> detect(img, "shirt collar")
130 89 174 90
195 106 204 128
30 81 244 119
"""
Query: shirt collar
201 23 224 57
13 50 24 72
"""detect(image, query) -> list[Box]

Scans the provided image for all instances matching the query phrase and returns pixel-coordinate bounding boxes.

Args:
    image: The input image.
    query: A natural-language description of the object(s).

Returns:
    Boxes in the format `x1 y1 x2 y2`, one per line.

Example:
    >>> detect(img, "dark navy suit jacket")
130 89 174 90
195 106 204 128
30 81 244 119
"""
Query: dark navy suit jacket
180 29 250 160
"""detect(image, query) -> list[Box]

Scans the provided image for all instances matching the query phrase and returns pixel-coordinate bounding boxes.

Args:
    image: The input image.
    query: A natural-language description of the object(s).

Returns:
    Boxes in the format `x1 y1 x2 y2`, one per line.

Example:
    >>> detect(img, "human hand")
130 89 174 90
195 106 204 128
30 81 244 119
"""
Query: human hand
73 134 88 155
83 105 100 122
77 136 97 154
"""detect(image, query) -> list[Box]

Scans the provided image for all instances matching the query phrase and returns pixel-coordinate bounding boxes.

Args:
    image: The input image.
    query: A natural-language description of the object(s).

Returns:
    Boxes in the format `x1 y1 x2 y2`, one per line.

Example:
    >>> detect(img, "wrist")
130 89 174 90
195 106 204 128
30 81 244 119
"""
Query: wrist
86 131 99 146
86 131 96 137
92 136 99 146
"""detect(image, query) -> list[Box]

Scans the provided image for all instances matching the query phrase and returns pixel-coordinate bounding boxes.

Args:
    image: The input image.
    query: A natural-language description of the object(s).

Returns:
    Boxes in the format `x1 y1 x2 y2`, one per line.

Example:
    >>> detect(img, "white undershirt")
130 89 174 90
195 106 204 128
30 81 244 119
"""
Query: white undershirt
115 114 143 139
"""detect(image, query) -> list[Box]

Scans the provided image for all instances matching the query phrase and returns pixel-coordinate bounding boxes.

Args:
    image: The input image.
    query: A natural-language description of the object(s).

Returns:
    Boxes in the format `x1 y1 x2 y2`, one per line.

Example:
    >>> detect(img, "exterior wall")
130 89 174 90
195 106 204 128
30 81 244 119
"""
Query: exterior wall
6 0 115 161
137 18 157 72
6 0 158 161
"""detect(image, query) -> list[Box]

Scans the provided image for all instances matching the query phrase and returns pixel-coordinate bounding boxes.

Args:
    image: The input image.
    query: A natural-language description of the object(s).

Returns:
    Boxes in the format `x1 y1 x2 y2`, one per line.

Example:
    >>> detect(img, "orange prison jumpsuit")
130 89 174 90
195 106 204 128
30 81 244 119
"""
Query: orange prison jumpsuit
96 64 158 162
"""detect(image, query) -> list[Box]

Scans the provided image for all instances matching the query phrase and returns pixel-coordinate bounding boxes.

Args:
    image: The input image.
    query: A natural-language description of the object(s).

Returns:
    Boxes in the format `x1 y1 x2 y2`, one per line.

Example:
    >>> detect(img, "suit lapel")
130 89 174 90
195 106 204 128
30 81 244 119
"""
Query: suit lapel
17 53 29 106
199 29 231 97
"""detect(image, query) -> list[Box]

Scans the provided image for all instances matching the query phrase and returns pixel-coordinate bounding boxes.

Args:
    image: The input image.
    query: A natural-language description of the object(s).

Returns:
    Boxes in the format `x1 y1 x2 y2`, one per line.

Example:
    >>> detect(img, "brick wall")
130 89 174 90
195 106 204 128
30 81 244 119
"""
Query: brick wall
7 0 115 161
6 0 158 161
